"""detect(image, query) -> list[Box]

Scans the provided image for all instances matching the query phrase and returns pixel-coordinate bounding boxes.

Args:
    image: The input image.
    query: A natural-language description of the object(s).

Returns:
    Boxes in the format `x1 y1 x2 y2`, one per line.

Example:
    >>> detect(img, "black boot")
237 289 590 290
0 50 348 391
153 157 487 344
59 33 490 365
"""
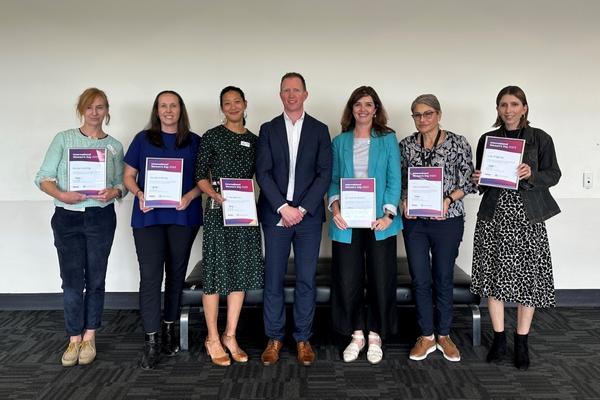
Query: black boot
140 332 160 370
161 321 180 357
486 331 507 363
514 332 530 370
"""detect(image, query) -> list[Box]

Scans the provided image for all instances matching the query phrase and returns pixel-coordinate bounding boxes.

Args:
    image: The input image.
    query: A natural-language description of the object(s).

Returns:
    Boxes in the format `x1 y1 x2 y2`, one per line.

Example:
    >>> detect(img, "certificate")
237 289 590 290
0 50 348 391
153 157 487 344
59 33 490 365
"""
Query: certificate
340 178 376 228
220 178 258 226
407 167 444 218
479 136 525 190
68 148 107 198
144 157 183 208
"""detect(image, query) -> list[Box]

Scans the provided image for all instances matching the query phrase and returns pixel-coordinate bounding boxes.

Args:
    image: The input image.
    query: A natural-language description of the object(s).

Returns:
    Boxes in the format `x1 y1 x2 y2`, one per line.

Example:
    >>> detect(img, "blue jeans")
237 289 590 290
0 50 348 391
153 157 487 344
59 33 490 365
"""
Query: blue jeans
402 216 464 336
51 204 117 336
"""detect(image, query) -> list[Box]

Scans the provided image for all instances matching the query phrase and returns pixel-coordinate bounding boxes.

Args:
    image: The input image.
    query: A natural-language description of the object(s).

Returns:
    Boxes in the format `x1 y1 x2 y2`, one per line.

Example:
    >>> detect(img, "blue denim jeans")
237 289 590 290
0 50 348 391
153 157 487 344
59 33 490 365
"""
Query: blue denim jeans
51 204 117 336
402 216 464 336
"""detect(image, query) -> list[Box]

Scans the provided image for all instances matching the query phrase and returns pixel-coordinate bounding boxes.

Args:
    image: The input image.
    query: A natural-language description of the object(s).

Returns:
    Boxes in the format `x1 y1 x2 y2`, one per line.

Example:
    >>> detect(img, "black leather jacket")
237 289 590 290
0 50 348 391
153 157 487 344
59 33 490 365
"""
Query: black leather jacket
475 126 561 224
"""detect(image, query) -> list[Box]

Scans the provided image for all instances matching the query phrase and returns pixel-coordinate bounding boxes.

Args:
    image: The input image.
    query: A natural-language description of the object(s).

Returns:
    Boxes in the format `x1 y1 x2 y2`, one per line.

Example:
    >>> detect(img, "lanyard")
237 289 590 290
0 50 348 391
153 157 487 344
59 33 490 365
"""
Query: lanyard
419 129 442 166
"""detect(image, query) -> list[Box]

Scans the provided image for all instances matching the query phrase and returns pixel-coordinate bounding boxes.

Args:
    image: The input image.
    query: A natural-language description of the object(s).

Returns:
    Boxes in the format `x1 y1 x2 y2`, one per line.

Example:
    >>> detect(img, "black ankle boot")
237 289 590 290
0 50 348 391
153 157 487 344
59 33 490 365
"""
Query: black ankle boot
161 321 180 356
514 332 530 370
486 331 507 363
140 332 160 370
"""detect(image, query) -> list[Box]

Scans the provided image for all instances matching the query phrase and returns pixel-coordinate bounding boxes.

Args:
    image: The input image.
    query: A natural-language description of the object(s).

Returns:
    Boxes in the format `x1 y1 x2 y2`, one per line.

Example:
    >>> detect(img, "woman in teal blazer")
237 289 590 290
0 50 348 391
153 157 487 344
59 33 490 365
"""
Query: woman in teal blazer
328 86 402 364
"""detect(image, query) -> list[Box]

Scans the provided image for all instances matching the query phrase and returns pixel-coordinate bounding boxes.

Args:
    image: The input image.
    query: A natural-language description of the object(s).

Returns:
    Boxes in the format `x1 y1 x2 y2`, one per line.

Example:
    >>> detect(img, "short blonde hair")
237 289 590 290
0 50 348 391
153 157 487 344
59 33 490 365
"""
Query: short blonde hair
76 88 110 125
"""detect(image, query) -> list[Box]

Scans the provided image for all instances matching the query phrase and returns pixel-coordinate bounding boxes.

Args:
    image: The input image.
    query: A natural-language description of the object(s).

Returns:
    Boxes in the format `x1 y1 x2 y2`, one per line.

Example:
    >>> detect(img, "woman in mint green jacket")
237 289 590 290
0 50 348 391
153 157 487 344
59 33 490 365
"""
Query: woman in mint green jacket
328 86 402 365
34 88 125 367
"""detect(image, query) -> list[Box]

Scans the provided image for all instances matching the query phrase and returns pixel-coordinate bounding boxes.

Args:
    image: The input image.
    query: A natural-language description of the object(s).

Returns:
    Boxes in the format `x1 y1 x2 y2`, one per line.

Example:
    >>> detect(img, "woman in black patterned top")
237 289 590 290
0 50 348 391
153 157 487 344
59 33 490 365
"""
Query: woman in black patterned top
195 86 263 366
399 94 476 363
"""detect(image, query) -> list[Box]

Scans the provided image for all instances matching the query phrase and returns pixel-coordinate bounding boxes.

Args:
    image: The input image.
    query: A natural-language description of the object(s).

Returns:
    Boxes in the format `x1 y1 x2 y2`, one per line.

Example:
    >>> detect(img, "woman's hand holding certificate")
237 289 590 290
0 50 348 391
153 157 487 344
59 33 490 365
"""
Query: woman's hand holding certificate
478 137 525 190
144 157 184 208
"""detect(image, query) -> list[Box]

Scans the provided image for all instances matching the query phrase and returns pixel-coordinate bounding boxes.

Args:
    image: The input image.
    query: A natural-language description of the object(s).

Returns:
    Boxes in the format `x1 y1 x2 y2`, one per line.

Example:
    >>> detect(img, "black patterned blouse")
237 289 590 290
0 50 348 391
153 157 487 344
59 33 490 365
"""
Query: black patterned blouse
400 131 476 218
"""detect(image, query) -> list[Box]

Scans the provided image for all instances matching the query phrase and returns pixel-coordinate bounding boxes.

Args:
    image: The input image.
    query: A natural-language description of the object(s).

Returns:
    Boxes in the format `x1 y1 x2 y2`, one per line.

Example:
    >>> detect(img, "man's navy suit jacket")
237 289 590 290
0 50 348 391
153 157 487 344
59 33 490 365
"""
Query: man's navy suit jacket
256 113 332 227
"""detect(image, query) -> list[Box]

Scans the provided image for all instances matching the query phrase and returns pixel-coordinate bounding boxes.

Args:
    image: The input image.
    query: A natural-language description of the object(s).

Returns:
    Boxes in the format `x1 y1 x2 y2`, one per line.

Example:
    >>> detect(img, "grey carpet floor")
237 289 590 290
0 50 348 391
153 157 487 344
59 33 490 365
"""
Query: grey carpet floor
0 306 599 400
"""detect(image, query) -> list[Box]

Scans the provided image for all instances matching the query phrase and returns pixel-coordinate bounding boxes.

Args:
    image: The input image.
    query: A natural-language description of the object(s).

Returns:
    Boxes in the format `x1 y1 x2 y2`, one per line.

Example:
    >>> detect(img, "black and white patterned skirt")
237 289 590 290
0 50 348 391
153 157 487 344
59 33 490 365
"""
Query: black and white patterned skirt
470 189 555 308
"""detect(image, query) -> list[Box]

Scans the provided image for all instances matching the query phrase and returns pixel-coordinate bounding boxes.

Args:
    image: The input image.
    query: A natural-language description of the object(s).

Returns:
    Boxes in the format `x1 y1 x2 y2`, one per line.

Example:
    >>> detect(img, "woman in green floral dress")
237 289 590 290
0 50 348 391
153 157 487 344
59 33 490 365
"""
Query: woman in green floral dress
195 86 263 366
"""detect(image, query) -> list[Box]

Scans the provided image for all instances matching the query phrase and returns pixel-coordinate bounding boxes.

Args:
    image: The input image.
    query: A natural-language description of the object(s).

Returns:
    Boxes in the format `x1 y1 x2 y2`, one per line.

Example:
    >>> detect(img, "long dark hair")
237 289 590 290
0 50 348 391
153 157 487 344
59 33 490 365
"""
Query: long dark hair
493 85 530 129
341 86 393 136
146 90 192 148
220 86 247 126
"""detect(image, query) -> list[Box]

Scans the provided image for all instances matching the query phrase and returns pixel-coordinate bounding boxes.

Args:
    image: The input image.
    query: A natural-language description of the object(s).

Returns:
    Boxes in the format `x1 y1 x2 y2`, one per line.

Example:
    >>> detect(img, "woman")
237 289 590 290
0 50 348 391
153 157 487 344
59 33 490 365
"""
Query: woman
123 90 202 370
195 86 263 366
328 86 402 364
34 88 125 366
400 94 476 362
470 86 561 370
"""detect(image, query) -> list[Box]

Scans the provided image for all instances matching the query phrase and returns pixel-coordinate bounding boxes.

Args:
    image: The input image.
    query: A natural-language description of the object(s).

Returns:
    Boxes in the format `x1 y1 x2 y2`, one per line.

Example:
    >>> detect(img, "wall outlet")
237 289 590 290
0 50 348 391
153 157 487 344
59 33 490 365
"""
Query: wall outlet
583 171 593 189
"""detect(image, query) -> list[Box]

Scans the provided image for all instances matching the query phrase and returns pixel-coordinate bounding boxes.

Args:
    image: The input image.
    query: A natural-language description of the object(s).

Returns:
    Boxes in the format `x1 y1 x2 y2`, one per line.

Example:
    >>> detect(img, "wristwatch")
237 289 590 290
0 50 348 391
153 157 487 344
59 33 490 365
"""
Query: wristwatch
385 213 395 220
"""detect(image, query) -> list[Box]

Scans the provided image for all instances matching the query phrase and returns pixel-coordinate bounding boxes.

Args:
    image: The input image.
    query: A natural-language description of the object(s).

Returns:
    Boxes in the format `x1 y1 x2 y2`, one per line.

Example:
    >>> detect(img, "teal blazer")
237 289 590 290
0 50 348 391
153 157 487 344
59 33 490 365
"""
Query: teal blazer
328 130 402 244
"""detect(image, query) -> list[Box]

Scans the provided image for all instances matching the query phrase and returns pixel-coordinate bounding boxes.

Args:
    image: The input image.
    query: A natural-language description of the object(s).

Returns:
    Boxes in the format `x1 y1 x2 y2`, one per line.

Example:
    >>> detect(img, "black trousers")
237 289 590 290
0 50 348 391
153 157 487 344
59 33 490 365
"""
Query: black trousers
133 224 199 333
331 229 397 339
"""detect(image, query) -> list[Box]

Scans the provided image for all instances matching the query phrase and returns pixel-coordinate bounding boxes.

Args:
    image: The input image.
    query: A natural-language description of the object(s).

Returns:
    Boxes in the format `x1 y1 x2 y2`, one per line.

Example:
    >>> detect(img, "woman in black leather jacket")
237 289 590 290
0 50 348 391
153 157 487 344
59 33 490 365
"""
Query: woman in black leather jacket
470 85 561 371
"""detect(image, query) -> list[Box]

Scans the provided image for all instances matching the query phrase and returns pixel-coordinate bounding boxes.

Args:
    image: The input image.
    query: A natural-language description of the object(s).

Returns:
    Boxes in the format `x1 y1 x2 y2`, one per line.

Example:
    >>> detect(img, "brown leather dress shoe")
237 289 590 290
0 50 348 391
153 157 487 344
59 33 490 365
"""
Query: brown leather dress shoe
297 341 315 366
261 339 283 366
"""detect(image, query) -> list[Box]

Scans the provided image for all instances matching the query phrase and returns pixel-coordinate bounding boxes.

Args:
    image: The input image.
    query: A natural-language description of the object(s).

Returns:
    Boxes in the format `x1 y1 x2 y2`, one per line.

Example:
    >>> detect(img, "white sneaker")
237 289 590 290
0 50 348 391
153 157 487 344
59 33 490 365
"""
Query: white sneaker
366 333 383 364
343 333 365 362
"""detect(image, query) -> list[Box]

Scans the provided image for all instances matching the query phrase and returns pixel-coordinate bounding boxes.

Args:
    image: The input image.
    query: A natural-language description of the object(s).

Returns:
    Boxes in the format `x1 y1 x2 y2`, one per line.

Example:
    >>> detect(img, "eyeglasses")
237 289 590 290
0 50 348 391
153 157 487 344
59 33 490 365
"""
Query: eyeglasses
411 111 437 120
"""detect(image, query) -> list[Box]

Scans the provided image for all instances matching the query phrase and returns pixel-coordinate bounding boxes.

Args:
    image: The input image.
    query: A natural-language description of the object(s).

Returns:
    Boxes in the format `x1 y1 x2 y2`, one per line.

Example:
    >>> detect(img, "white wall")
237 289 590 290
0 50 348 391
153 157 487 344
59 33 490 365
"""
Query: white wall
1 0 598 293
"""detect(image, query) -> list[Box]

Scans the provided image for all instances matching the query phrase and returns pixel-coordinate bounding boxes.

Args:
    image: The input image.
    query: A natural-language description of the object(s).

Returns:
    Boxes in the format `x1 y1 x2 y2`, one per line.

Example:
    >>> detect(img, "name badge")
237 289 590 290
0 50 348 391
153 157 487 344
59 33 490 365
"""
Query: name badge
240 141 250 147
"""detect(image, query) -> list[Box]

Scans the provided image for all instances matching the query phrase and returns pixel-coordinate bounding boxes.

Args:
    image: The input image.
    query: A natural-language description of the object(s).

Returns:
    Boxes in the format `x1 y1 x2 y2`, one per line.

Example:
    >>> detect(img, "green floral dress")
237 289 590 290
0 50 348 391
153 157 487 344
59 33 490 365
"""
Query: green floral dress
195 125 263 295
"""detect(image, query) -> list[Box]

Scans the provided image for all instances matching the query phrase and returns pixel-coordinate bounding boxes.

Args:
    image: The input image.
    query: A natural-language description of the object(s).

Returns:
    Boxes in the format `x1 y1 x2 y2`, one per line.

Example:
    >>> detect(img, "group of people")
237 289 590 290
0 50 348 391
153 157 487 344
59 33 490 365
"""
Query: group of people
35 73 561 373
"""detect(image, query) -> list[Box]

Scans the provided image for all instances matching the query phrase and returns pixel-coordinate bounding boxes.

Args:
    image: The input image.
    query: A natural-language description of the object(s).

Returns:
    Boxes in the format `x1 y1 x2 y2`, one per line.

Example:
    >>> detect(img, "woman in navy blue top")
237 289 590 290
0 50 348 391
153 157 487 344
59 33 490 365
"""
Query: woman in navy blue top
124 90 202 369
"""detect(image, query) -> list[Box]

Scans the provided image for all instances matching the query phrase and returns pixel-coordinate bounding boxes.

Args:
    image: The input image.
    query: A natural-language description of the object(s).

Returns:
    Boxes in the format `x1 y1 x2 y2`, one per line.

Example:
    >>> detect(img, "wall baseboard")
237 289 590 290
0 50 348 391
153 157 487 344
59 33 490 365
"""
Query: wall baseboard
0 292 139 310
1 290 599 310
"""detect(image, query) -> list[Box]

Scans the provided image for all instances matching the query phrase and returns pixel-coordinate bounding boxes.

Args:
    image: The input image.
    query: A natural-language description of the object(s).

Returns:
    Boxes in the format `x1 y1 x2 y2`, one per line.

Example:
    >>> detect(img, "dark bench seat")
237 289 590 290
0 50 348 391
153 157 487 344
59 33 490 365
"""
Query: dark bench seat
179 258 481 351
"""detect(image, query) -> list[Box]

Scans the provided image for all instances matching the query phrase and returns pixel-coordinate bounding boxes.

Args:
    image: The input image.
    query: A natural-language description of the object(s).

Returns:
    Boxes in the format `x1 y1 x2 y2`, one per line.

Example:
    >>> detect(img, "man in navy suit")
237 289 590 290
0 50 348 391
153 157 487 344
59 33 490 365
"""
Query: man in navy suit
256 72 332 366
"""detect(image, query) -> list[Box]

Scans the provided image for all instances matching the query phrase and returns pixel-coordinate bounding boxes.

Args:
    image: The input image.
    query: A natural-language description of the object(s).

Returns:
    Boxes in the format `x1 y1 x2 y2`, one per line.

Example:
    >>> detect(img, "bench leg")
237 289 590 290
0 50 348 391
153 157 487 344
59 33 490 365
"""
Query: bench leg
180 306 190 352
470 304 481 346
